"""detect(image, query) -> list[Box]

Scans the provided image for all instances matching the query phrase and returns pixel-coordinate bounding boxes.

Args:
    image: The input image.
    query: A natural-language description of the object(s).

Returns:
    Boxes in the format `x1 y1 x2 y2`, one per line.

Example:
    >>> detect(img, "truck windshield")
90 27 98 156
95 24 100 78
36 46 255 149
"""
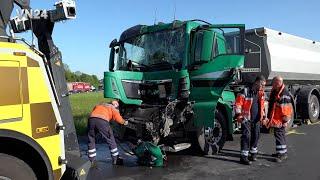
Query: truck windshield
115 27 185 71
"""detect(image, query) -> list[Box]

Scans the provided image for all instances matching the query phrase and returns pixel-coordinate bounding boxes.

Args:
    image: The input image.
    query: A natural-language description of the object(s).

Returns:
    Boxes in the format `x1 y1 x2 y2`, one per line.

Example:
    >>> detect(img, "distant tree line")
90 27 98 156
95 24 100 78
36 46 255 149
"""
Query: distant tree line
64 64 100 88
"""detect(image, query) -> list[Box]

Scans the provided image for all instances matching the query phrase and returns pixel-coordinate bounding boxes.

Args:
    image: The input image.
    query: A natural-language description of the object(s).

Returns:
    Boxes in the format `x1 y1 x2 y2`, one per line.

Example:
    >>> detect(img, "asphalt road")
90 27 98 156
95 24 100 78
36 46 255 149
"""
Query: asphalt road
80 122 320 180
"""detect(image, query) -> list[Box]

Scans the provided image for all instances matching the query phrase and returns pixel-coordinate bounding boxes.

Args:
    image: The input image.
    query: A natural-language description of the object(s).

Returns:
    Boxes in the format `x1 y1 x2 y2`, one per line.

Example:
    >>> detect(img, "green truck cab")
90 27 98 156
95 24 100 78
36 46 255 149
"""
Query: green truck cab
105 20 245 155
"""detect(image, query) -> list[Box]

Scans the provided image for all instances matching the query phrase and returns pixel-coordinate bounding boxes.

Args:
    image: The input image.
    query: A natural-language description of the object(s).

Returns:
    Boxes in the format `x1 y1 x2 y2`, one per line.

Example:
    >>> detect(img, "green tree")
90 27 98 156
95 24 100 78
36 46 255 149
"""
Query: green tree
64 64 100 88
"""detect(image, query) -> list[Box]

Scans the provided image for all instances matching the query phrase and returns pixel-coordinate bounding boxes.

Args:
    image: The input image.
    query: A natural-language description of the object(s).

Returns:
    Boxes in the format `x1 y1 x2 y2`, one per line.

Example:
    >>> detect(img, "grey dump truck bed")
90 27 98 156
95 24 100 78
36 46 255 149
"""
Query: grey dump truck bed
243 27 320 85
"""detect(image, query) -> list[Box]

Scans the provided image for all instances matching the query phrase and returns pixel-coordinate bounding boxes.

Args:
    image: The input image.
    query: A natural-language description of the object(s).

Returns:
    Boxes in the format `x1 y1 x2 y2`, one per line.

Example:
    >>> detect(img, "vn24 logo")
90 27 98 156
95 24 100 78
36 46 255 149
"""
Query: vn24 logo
16 9 49 19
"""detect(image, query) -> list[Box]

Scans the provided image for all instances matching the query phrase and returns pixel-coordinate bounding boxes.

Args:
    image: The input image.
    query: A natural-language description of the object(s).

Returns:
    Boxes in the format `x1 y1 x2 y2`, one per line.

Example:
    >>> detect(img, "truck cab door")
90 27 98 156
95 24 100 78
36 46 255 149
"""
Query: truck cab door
189 26 245 127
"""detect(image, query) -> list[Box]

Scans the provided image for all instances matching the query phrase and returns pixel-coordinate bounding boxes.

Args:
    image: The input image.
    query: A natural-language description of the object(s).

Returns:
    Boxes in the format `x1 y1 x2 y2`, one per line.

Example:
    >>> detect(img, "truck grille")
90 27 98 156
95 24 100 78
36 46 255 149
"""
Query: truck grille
121 80 172 101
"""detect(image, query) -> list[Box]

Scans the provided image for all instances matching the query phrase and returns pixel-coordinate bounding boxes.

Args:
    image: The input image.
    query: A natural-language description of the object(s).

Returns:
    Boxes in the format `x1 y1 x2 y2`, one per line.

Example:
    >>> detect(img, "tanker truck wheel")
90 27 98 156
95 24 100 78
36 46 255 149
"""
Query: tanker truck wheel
0 153 36 180
197 110 227 155
308 94 319 123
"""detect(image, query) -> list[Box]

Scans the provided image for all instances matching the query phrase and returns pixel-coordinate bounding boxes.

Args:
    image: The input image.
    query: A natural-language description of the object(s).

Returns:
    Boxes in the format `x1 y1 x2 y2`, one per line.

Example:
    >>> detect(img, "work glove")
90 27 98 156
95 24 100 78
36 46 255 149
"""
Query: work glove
281 116 290 128
282 122 288 128
261 118 269 127
123 120 129 126
235 114 243 123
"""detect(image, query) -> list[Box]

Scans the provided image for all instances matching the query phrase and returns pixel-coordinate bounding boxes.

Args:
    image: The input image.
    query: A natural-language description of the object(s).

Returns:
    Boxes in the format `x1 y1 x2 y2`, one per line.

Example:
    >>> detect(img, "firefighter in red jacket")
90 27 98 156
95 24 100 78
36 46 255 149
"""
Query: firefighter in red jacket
235 75 266 165
87 100 128 166
263 76 293 163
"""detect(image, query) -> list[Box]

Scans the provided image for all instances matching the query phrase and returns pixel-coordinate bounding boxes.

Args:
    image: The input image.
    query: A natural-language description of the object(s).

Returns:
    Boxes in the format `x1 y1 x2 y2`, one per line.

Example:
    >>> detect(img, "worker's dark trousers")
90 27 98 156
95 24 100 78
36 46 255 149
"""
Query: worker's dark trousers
274 127 287 155
87 117 119 162
240 120 260 157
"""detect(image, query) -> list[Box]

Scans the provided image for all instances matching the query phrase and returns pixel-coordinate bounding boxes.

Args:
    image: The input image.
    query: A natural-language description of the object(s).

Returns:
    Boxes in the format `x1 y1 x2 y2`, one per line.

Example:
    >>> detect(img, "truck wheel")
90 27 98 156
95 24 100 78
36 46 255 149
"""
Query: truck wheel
308 95 319 123
0 153 36 180
197 110 227 155
285 104 294 132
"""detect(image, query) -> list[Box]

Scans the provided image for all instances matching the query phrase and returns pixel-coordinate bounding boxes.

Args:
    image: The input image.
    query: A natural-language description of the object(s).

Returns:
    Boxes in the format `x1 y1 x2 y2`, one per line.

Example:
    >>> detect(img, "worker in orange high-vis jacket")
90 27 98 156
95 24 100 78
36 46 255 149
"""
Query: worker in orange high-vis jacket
87 100 128 166
235 75 266 165
263 76 293 163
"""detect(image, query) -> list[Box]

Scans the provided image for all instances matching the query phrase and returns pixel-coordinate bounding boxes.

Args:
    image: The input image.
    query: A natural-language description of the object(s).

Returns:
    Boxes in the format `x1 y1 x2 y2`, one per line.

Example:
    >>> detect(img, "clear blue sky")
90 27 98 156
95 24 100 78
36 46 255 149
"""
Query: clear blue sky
16 0 320 79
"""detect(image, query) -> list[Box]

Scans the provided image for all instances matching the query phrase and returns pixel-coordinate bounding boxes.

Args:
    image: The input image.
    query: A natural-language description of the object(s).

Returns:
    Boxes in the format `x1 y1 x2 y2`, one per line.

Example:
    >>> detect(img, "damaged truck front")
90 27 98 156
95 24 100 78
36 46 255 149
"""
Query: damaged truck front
104 20 245 155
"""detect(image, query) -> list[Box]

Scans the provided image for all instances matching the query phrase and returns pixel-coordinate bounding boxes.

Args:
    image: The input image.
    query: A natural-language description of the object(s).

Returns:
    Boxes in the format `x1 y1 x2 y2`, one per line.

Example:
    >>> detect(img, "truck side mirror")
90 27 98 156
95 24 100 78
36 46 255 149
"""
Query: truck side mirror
109 47 115 72
109 39 118 48
200 31 214 61
109 39 119 72
190 31 213 67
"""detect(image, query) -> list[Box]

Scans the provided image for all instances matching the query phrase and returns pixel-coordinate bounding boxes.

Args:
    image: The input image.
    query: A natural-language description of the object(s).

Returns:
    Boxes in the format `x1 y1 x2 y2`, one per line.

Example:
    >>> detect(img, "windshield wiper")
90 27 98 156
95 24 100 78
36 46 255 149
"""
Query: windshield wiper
127 60 151 71
130 60 150 68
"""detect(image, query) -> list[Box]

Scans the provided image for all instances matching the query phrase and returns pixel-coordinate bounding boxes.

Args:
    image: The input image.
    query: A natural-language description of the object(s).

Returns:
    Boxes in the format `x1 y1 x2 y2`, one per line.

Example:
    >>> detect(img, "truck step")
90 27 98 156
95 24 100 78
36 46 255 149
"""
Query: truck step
161 143 191 152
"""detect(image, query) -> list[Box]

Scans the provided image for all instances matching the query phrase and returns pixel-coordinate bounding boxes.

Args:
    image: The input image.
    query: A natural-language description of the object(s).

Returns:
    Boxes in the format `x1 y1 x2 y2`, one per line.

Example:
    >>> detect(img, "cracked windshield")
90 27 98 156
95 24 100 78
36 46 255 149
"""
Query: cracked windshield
116 27 185 71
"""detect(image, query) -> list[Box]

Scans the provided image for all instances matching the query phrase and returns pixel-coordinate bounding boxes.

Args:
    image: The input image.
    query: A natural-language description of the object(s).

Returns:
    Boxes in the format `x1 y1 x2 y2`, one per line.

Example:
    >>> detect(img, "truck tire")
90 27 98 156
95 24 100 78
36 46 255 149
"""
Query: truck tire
308 94 319 123
197 110 227 155
0 153 36 180
285 104 294 132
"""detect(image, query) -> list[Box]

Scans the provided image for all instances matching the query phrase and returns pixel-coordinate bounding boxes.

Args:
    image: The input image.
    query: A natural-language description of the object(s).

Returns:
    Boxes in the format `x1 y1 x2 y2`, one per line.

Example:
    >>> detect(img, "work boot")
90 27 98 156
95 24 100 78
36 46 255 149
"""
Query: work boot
275 153 288 163
240 156 252 165
112 155 124 165
249 153 257 161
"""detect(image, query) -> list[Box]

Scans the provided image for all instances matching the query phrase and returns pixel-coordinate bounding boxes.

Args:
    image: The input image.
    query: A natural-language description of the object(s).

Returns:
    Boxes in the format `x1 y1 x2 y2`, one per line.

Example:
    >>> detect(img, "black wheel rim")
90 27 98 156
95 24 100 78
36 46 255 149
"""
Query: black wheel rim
310 96 319 118
204 120 223 146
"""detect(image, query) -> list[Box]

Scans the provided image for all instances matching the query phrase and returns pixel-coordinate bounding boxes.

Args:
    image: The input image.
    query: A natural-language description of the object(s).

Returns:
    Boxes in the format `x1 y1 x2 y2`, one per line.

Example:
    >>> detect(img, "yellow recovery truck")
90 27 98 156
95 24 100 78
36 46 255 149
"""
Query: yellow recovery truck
0 0 90 179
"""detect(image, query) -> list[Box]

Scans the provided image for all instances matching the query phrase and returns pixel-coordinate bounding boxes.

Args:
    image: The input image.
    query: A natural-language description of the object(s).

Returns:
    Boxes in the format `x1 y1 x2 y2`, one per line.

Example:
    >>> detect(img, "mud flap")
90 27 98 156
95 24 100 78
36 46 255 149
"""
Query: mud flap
61 153 91 180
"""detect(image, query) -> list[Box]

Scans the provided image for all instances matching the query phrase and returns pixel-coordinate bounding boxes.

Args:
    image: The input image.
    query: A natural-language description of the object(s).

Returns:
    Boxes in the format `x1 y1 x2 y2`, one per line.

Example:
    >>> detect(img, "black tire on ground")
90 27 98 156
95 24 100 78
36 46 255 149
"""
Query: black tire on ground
0 153 36 180
197 109 227 155
308 94 320 123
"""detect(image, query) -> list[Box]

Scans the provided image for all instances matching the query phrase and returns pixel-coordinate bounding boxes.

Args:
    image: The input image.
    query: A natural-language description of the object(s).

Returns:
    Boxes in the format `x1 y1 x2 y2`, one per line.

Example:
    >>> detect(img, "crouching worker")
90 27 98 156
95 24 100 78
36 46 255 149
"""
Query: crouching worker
134 140 166 167
235 75 266 165
87 100 128 166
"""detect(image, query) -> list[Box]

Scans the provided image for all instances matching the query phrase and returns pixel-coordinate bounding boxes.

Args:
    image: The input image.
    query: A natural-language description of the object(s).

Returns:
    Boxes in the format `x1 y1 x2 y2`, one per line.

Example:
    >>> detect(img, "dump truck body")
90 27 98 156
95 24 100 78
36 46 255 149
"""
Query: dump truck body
243 27 320 122
243 27 320 84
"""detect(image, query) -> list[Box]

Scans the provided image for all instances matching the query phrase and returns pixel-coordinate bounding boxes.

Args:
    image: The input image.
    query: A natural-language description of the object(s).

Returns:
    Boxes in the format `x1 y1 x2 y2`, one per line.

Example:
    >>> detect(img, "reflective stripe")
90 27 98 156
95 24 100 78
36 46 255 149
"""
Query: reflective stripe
110 148 118 153
235 108 242 114
276 102 291 106
276 145 287 149
88 149 96 153
250 150 258 153
241 150 249 156
280 103 291 107
245 98 253 101
89 153 97 157
276 149 287 154
250 147 258 154
112 152 119 156
281 95 291 101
